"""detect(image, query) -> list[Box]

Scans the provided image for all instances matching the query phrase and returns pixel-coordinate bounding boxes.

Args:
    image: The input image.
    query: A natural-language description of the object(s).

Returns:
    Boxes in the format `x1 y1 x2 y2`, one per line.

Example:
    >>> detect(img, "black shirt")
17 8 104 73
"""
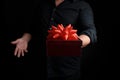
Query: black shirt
39 0 97 78
40 0 97 43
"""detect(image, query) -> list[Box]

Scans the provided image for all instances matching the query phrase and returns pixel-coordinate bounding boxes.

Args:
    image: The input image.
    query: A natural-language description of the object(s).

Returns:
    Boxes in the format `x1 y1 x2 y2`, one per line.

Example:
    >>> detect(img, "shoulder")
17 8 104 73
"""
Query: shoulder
73 0 91 8
76 1 92 10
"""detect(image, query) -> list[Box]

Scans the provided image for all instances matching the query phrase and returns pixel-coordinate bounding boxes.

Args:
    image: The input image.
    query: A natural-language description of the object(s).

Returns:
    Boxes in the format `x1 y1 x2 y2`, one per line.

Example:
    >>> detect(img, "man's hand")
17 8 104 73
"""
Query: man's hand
11 38 28 58
78 34 90 48
11 33 31 58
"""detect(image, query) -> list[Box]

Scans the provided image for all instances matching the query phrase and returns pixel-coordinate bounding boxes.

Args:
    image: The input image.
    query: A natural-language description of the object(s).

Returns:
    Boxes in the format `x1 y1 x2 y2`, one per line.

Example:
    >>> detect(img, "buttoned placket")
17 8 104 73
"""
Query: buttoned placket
49 8 56 30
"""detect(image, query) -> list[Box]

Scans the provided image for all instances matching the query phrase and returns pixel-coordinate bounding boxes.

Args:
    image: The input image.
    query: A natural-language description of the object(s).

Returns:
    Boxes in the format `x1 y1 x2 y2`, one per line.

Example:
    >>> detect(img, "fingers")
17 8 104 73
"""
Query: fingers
21 50 24 57
14 48 28 58
25 49 28 53
11 40 19 44
12 38 28 58
14 47 18 56
17 49 21 58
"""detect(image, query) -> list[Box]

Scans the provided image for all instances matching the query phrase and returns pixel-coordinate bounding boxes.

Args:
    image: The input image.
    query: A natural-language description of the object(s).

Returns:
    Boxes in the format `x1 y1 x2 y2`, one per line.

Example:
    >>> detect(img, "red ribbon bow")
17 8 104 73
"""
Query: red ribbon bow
47 24 79 40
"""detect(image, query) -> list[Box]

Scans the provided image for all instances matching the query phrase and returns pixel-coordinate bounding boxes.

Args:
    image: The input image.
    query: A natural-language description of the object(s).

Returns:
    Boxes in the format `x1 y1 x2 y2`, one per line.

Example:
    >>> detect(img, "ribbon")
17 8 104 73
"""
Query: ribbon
47 24 79 40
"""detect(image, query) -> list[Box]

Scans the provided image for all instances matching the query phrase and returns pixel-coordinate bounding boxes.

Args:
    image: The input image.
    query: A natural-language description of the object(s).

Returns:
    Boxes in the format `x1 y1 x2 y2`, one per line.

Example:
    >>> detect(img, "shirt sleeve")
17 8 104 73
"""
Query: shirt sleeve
77 1 97 44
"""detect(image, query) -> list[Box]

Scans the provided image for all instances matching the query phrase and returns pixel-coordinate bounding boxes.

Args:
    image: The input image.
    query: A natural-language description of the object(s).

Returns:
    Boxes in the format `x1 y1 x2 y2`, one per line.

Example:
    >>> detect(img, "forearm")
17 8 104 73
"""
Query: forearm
22 33 32 42
78 2 97 44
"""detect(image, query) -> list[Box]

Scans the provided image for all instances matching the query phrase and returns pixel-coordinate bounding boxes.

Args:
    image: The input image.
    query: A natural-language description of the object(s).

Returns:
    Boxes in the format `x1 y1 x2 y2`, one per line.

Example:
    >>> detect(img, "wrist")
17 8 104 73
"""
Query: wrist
22 33 31 42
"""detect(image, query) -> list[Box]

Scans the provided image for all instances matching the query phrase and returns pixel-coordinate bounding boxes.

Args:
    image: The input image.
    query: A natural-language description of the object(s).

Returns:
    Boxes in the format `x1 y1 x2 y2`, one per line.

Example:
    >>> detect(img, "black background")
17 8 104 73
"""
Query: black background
1 0 111 79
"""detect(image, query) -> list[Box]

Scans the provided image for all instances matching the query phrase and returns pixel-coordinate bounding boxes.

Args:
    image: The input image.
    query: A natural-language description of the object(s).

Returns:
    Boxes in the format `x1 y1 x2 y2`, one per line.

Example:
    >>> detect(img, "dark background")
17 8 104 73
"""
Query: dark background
1 0 111 79
81 0 109 79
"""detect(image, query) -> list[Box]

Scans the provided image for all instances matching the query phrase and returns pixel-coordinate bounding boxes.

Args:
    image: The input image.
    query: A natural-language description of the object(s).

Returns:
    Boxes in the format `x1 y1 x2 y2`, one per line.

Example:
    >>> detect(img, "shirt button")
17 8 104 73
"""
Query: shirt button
51 18 54 21
53 8 56 12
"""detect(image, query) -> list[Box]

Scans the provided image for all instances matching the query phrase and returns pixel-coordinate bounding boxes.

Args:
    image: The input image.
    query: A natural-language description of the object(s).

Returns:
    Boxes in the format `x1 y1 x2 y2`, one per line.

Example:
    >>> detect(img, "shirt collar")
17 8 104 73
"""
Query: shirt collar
53 0 81 3
69 0 83 2
72 0 77 2
67 0 77 2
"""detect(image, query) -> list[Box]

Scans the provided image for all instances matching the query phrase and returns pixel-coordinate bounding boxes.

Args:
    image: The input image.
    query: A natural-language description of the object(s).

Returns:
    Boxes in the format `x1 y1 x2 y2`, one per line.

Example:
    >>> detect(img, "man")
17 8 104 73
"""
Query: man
39 0 97 80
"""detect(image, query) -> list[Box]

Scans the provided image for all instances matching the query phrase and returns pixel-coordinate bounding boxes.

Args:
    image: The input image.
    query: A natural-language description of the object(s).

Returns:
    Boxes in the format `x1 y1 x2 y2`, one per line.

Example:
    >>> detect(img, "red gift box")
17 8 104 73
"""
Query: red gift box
46 40 82 56
46 24 82 56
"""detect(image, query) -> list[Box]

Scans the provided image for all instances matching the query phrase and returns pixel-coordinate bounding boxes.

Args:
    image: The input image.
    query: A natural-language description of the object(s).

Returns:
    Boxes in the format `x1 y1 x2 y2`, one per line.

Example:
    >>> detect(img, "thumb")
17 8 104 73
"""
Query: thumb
11 39 19 44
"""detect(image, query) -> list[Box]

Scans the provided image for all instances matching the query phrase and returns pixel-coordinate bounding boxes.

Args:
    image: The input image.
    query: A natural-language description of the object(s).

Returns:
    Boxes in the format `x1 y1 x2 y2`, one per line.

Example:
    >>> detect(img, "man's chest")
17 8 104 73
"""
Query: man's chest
41 2 80 25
